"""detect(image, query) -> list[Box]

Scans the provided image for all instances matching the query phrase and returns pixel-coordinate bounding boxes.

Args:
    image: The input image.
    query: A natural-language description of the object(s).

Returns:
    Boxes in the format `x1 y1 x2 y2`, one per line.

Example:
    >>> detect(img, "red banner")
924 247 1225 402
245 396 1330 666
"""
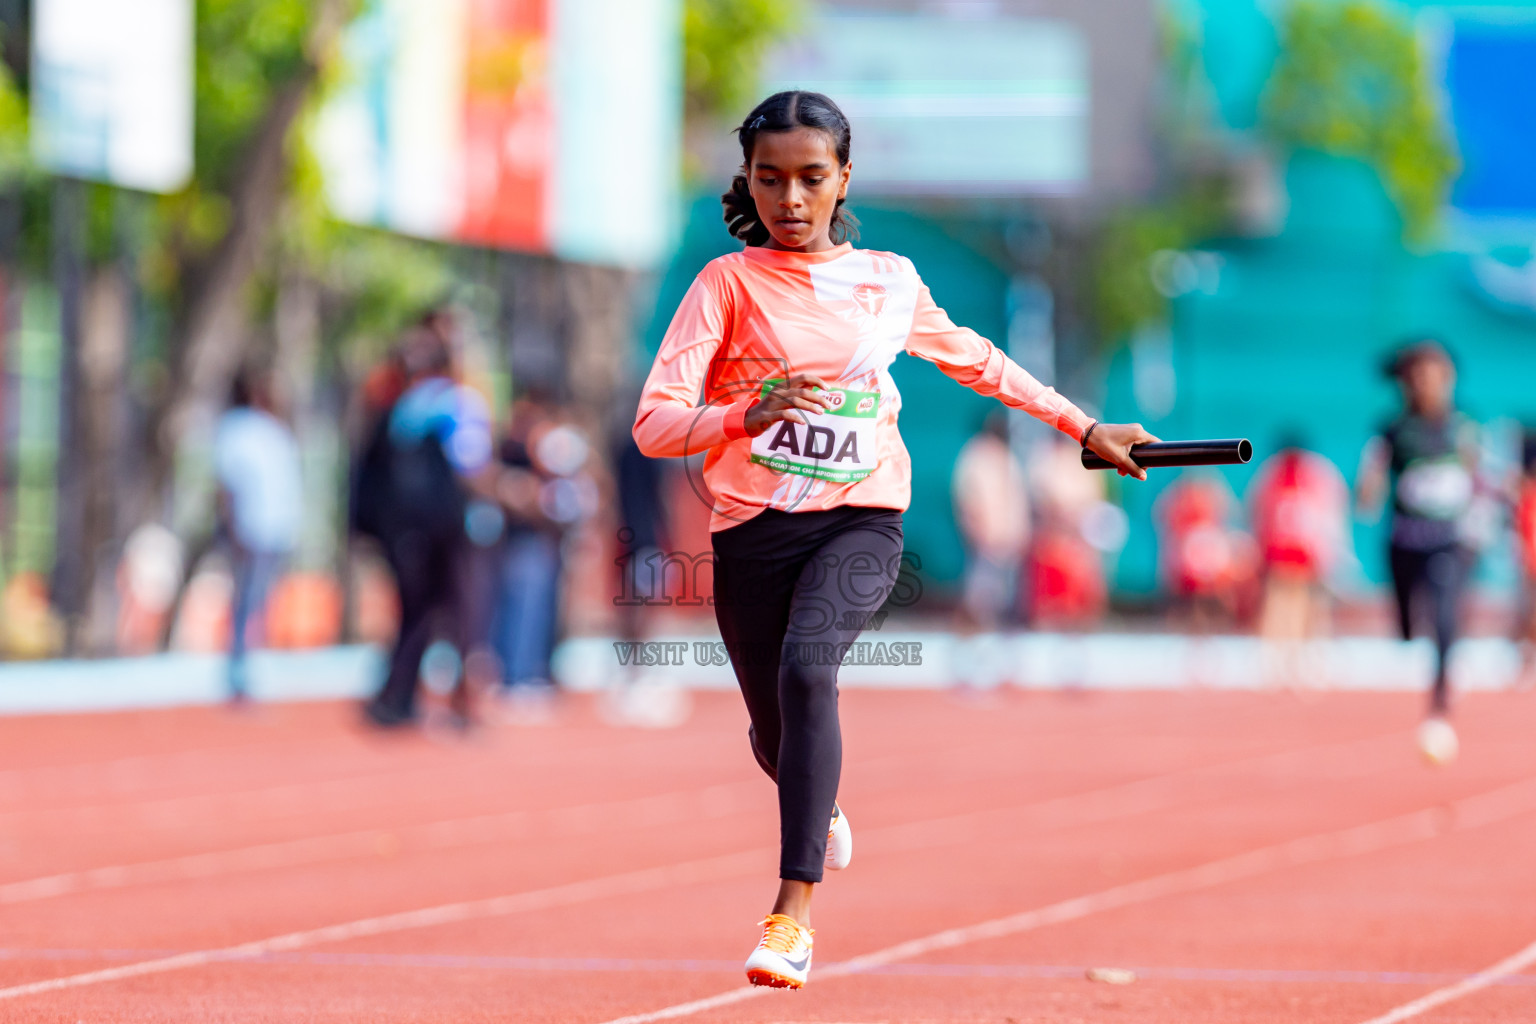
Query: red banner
459 0 551 250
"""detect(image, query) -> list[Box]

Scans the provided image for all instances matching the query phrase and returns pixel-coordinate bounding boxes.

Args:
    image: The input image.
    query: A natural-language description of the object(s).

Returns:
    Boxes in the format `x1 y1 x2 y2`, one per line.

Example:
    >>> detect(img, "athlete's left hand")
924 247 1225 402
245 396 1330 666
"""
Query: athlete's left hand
1086 422 1160 481
743 373 834 437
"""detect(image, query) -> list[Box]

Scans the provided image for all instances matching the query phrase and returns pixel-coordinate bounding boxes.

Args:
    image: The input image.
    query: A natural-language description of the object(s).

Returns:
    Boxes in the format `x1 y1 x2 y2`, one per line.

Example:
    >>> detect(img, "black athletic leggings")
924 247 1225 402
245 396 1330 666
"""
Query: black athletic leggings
1388 543 1467 714
712 506 904 883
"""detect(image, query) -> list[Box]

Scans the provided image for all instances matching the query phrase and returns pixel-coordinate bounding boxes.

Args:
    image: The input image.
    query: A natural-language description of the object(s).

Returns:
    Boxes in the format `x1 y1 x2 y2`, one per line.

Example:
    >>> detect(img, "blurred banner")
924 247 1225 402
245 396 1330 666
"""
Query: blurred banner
30 0 195 192
314 0 680 267
764 10 1089 196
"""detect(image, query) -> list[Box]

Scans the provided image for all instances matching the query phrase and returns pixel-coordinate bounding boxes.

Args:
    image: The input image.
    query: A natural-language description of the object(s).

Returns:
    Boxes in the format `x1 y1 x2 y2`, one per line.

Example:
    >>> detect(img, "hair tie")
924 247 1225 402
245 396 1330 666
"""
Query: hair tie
748 115 767 130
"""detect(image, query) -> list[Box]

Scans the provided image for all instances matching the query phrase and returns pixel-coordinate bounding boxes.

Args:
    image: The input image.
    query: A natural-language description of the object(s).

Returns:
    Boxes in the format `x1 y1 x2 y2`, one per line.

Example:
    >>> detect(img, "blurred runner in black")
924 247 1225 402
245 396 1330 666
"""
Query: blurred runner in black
1357 339 1479 763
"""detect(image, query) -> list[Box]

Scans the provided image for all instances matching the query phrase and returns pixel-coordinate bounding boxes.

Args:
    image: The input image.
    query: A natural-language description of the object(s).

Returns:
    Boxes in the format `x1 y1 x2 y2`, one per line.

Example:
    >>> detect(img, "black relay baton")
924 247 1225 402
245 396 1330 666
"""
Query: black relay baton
1081 438 1253 471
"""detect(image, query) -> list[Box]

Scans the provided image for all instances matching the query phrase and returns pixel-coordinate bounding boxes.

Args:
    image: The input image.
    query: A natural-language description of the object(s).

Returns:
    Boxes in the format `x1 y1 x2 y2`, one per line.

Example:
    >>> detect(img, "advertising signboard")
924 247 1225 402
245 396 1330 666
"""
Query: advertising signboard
314 0 680 266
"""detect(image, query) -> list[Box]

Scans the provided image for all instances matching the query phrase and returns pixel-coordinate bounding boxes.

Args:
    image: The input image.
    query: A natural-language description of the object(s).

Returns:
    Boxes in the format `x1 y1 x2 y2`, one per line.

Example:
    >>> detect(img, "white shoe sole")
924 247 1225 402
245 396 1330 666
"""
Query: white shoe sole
826 807 852 871
745 949 811 989
1418 718 1459 765
746 966 806 989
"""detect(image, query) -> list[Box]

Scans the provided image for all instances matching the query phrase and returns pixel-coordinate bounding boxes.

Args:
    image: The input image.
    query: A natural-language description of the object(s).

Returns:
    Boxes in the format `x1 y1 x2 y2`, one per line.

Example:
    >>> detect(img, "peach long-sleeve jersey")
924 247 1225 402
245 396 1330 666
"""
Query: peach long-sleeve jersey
633 242 1094 531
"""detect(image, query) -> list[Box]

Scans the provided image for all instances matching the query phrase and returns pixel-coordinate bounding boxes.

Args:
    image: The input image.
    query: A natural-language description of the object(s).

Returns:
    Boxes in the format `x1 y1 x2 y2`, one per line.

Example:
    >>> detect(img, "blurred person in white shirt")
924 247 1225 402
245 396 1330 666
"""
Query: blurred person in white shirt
953 412 1029 629
950 412 1029 688
214 370 303 702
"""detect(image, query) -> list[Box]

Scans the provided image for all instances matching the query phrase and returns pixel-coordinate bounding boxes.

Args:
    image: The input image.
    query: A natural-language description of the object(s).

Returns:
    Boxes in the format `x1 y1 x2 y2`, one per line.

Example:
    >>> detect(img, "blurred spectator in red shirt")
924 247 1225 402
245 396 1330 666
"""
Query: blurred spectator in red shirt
1024 433 1113 629
1517 429 1536 688
1156 471 1257 630
1247 437 1349 687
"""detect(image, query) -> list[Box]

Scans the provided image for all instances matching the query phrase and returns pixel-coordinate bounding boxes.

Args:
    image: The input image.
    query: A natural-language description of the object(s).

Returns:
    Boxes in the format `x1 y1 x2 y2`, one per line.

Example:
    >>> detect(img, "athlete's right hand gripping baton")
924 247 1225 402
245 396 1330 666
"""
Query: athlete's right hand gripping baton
1081 438 1253 471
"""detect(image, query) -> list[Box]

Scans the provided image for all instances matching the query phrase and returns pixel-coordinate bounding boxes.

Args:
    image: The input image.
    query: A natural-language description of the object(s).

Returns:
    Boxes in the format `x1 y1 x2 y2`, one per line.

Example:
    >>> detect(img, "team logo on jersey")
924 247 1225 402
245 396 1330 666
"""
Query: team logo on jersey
851 282 887 318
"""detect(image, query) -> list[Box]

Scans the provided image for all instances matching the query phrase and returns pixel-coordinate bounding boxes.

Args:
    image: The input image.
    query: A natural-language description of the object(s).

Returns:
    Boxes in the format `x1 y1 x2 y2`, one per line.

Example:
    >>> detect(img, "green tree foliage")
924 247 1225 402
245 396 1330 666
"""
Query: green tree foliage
158 0 448 385
1262 0 1457 241
0 49 26 184
1092 181 1230 348
140 0 323 283
684 0 802 122
0 0 447 521
1092 0 1458 346
275 45 455 365
12 0 437 353
195 0 313 189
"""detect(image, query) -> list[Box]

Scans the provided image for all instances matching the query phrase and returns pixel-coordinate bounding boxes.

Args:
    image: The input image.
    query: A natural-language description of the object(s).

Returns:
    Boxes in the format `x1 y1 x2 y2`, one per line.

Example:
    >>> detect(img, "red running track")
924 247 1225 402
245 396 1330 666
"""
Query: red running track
2 687 1535 1023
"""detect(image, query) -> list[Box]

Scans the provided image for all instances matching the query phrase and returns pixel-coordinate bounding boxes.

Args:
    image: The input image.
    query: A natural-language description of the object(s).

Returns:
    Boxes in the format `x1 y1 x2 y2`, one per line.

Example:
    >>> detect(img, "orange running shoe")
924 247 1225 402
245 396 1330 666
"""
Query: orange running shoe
744 913 813 988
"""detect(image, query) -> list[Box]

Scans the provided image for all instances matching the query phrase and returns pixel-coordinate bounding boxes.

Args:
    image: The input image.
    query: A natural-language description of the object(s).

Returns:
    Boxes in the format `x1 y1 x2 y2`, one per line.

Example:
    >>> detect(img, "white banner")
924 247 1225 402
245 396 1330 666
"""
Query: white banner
32 0 194 192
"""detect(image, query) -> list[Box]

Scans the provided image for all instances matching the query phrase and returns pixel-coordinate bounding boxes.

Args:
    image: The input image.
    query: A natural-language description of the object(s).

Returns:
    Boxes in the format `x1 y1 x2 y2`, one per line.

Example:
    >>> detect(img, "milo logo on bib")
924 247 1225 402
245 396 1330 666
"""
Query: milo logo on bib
749 379 880 484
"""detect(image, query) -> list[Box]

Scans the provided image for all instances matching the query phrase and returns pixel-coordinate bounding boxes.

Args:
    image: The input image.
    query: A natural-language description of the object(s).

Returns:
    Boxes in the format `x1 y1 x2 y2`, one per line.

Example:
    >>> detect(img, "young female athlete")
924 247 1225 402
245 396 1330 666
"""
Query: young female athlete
632 91 1155 989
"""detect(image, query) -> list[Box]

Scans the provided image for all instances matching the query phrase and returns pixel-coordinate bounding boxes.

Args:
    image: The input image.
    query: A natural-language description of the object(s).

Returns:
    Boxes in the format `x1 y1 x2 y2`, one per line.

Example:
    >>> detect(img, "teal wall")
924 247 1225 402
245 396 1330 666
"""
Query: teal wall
1179 0 1277 130
1102 0 1536 595
1109 153 1536 595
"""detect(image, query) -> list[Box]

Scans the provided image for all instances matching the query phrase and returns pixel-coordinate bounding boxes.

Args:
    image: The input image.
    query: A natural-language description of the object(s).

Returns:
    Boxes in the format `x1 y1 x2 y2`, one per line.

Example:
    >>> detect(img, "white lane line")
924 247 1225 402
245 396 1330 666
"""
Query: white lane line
591 776 1536 1024
1354 938 1536 1024
0 728 722 827
0 718 995 847
0 780 763 905
0 738 951 905
5 771 1531 1009
0 730 1419 1001
0 728 1402 906
854 729 1408 861
0 847 771 1001
5 947 1536 988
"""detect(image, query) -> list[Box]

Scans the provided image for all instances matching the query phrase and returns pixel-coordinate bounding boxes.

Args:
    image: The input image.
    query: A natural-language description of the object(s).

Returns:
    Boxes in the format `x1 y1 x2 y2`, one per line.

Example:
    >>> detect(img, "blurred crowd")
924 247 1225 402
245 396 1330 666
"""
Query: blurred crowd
950 338 1536 696
337 307 687 729
20 313 1536 722
346 309 601 728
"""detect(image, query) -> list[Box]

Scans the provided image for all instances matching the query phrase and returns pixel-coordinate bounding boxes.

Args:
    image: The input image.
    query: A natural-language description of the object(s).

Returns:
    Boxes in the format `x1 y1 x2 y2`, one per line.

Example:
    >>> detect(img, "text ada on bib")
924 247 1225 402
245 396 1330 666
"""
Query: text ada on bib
748 380 880 484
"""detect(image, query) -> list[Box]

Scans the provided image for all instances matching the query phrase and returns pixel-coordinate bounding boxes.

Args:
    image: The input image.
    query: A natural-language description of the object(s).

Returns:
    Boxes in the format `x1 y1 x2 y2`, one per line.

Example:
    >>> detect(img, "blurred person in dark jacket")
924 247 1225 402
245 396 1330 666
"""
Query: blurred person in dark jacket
603 421 690 727
354 316 498 727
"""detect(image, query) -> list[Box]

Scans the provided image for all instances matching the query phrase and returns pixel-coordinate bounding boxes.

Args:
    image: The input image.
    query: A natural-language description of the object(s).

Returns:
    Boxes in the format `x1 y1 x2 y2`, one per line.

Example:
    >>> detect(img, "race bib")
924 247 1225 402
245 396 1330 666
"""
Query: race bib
749 380 880 484
1398 459 1473 520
